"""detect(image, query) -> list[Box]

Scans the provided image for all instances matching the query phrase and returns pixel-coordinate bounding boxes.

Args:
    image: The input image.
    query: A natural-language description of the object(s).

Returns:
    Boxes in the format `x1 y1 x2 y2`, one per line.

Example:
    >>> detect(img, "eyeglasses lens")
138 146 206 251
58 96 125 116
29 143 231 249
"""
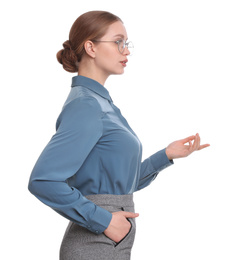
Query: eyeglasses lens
118 41 134 55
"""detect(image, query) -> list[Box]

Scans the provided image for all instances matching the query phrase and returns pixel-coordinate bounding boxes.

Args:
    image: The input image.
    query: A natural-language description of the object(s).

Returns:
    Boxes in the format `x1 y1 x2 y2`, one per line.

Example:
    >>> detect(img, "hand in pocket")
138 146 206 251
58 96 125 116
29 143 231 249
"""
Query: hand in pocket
104 211 139 243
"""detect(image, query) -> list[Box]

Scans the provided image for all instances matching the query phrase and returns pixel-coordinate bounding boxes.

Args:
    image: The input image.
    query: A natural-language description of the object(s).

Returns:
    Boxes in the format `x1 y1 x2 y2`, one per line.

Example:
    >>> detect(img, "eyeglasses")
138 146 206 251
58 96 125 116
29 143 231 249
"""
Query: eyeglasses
92 39 134 55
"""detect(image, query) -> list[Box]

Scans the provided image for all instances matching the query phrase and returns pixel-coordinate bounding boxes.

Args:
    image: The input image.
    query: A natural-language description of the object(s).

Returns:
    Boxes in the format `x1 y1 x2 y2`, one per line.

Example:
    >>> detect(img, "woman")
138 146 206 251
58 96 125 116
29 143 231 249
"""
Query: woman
28 11 209 260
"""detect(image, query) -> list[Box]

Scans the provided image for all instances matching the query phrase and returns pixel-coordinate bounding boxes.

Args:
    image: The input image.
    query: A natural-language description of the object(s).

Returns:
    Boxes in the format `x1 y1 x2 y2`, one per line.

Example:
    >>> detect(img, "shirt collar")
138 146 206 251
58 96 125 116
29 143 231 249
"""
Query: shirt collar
71 75 112 102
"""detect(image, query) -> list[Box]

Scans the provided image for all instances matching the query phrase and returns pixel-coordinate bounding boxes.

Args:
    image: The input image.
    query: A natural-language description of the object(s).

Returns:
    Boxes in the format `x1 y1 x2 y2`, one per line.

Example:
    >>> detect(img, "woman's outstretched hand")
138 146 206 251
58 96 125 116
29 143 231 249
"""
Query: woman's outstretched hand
165 133 210 160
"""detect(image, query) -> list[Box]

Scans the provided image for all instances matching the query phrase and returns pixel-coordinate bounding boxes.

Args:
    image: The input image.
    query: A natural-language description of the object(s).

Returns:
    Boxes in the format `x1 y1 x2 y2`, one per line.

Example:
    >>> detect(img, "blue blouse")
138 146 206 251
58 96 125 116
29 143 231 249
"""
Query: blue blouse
28 75 173 234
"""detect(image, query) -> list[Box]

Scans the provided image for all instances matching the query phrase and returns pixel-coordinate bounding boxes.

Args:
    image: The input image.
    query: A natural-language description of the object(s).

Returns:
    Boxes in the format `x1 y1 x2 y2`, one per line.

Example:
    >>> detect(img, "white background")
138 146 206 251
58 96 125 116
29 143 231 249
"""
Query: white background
1 0 230 259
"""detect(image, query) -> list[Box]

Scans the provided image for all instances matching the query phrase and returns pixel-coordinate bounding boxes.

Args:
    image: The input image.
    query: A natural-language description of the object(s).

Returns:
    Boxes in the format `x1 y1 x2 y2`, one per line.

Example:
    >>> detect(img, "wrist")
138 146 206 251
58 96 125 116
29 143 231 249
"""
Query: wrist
165 147 173 161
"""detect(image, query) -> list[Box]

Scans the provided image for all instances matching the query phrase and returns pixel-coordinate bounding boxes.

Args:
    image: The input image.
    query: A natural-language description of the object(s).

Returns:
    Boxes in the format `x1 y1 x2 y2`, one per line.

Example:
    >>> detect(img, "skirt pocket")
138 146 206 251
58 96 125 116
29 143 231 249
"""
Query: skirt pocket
114 218 133 248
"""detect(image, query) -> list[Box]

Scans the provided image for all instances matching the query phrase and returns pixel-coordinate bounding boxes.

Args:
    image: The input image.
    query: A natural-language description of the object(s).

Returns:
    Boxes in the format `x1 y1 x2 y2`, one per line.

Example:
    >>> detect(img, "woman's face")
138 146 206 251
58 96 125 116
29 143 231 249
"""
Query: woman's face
94 21 130 78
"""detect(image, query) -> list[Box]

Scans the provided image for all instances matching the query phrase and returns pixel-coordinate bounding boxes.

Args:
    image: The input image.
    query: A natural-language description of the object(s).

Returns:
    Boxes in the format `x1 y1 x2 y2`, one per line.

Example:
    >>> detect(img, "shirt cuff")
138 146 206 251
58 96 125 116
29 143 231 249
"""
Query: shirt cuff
86 205 112 234
149 148 174 171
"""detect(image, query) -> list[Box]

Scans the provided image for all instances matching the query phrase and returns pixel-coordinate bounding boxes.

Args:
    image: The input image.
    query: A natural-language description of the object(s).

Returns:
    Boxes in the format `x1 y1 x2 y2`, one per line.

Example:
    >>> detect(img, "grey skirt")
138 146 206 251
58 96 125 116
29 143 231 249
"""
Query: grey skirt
60 194 136 260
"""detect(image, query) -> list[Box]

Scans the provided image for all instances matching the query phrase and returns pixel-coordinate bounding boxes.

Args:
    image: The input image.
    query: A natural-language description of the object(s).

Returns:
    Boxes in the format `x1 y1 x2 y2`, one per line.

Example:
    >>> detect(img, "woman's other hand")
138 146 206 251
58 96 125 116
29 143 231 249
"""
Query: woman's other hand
166 133 210 160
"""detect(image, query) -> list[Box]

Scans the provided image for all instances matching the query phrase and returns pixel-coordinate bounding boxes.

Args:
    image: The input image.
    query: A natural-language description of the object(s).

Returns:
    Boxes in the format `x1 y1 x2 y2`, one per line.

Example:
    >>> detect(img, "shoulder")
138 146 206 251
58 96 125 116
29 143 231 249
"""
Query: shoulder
62 94 102 117
56 95 103 131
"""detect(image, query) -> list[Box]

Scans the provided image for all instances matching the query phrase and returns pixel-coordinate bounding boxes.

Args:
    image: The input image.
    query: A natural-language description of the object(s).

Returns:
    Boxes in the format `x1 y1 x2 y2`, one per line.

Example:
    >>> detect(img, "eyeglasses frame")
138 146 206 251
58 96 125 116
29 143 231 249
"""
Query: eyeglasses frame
92 39 134 54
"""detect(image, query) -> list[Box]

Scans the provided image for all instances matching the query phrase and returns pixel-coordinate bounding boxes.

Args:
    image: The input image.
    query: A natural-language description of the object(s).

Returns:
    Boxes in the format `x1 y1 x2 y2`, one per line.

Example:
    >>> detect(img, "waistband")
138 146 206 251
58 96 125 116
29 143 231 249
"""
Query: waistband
86 194 134 208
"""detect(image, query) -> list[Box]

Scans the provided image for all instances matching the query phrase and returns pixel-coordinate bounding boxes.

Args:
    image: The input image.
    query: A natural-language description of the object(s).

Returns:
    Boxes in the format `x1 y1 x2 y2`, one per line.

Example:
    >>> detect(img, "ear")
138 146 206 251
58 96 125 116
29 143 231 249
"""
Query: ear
84 40 96 58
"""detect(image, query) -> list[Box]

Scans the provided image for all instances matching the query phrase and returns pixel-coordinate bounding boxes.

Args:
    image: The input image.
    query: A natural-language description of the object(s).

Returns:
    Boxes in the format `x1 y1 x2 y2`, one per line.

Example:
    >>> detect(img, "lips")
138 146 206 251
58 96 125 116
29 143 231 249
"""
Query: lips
120 59 128 67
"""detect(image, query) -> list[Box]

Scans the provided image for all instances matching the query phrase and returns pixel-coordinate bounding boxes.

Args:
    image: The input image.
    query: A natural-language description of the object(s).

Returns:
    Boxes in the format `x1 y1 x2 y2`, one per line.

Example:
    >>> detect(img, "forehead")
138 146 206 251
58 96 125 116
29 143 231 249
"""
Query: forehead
101 21 128 40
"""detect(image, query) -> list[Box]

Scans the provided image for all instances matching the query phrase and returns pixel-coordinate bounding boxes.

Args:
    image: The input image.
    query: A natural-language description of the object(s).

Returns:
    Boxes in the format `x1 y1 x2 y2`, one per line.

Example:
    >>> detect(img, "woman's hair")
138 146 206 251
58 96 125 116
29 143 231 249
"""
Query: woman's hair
57 11 122 73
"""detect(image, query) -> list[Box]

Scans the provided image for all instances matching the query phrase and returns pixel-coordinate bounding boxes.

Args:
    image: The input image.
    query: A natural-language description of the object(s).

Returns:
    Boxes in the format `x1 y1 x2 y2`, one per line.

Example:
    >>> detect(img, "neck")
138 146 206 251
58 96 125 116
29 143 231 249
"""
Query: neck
78 60 109 86
78 70 108 86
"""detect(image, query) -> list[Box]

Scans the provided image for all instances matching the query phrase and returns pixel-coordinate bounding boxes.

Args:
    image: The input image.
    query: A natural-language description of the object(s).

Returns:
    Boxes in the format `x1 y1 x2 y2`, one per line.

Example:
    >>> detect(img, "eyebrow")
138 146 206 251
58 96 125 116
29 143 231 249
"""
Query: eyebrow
113 34 128 40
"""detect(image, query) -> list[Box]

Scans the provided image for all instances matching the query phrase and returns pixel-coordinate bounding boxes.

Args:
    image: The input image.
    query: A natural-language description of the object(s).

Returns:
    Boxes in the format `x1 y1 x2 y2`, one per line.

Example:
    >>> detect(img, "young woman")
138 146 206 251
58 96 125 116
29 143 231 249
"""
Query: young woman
28 11 209 260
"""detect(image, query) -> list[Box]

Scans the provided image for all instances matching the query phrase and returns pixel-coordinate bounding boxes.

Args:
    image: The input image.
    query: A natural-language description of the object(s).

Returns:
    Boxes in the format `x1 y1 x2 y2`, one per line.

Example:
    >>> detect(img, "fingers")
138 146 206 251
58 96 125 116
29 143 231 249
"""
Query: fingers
198 144 210 150
192 134 210 150
188 133 210 152
181 135 195 144
192 133 200 150
181 133 209 155
121 211 139 219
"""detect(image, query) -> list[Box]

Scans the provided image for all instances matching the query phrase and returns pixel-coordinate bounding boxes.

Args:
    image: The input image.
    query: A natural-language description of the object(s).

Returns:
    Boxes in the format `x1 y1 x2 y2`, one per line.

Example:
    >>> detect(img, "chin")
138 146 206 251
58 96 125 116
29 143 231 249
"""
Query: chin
111 72 124 76
115 68 125 75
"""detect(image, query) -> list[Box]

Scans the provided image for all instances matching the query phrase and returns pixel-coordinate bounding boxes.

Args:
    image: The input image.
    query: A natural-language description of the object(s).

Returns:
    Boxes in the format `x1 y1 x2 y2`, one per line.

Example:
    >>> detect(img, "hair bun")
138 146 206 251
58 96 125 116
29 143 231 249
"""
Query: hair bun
63 40 72 51
56 40 78 73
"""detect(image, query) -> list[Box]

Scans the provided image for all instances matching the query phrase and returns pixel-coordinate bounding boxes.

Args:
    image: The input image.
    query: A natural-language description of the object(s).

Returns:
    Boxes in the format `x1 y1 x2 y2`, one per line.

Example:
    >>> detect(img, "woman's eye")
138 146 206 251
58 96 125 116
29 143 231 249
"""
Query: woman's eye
115 39 123 44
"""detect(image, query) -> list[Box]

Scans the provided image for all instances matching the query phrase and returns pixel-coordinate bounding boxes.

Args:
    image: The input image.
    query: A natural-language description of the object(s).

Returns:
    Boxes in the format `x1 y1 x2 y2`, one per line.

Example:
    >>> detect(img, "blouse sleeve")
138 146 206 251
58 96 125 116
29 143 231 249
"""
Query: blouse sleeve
28 97 112 234
136 148 174 191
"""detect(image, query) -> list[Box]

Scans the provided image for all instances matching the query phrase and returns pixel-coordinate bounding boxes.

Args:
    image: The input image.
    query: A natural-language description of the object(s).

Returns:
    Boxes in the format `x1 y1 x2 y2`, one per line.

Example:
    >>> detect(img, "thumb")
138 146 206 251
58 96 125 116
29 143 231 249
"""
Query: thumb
122 211 139 218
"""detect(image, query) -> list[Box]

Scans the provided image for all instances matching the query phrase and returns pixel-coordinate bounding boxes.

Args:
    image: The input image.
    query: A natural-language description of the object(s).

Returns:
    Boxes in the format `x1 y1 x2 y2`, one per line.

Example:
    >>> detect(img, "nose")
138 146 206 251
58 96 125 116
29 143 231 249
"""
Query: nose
123 46 130 56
